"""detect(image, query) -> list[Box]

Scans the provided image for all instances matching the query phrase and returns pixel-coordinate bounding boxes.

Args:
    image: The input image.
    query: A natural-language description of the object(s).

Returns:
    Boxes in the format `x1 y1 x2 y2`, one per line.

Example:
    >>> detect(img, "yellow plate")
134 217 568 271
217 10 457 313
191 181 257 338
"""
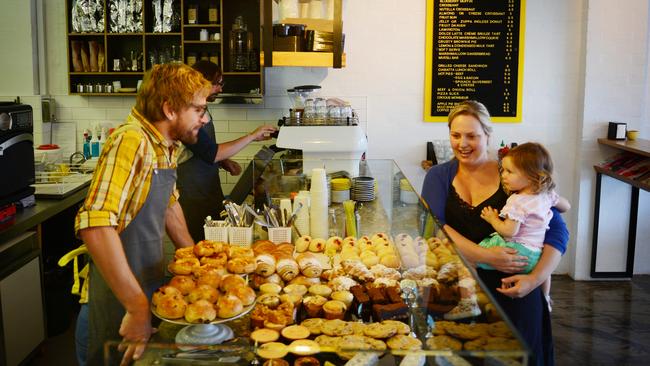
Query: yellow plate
118 87 136 93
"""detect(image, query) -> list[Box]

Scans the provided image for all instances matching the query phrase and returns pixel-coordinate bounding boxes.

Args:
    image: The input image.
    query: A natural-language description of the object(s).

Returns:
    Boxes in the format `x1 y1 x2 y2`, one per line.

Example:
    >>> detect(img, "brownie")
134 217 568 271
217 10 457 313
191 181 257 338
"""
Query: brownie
385 286 403 303
437 285 459 304
372 301 409 321
367 287 388 304
425 302 455 315
350 285 370 305
421 285 440 304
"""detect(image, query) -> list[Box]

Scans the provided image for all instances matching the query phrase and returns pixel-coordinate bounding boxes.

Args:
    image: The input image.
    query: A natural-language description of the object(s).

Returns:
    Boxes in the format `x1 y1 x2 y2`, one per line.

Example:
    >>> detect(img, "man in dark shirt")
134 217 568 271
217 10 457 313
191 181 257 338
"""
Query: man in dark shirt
177 61 277 242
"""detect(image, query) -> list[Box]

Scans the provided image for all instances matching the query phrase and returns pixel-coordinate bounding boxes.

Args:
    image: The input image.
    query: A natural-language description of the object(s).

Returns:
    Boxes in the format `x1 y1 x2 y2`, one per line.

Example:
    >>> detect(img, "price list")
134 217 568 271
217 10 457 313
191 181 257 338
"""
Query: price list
427 0 523 120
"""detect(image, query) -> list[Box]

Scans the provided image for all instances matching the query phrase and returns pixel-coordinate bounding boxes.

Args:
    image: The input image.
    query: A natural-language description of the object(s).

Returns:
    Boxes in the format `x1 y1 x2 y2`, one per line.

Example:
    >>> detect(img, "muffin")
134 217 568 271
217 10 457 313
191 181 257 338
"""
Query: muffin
308 284 333 298
330 290 354 308
303 295 328 318
322 300 347 320
283 284 308 296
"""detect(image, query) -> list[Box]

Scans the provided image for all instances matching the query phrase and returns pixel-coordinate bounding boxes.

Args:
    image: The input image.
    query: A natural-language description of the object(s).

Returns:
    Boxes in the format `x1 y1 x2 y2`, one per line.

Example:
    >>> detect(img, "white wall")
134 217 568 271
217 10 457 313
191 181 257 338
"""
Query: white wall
4 0 650 277
571 0 650 279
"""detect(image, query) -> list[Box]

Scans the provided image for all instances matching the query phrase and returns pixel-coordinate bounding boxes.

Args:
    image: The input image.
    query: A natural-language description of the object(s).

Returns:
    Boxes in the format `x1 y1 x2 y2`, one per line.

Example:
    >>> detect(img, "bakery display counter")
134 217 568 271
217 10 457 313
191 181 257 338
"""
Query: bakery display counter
108 159 528 365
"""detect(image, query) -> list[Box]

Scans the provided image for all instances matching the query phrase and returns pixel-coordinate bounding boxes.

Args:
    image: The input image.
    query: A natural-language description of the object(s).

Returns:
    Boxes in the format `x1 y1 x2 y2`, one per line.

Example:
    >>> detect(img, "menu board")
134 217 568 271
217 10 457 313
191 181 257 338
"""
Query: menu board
424 0 525 122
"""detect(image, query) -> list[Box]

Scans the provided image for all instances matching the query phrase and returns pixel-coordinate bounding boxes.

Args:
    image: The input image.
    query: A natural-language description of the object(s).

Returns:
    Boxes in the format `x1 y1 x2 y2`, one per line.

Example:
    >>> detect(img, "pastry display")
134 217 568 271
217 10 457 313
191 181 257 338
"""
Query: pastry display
153 242 255 324
158 228 521 362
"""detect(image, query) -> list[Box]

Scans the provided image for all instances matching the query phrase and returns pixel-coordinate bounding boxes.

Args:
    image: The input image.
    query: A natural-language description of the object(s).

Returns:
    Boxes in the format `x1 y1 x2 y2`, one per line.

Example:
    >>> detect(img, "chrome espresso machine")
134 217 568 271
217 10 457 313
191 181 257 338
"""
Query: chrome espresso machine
275 85 367 177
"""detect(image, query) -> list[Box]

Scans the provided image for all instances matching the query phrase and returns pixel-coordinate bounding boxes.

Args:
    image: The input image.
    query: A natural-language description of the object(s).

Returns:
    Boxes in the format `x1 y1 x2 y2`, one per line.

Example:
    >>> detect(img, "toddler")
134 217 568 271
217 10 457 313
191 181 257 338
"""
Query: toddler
479 142 570 311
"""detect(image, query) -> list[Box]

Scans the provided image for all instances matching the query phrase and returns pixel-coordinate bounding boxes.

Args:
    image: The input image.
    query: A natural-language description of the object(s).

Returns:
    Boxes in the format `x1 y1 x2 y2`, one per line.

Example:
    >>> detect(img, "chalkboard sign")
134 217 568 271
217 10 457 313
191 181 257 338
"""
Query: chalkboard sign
424 0 525 122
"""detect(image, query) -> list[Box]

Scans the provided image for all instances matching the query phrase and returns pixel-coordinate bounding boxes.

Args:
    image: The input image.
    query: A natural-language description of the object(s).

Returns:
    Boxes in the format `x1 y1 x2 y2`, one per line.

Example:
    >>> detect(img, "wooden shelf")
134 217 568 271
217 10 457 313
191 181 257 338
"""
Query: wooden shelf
222 72 261 76
145 32 182 36
598 138 650 158
183 40 221 44
183 24 221 27
70 92 136 96
260 52 346 67
68 32 104 36
70 72 144 76
106 33 145 36
594 166 650 192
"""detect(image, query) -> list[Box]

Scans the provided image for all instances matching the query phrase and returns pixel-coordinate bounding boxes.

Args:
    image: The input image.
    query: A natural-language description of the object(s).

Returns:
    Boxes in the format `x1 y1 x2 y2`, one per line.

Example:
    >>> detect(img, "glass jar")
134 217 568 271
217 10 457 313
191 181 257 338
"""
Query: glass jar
186 52 197 66
187 2 198 24
209 53 219 65
208 3 219 24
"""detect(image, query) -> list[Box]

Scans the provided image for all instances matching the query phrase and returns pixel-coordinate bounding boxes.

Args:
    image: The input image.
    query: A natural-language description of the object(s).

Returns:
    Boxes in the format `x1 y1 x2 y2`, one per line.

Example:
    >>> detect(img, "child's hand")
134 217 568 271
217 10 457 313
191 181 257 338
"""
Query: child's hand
480 206 500 224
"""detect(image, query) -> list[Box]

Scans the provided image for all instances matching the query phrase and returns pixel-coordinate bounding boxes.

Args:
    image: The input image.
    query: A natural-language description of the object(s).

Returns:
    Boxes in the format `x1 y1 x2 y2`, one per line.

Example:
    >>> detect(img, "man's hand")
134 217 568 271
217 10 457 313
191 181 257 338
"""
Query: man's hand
220 159 242 176
480 206 500 225
249 125 277 141
117 308 154 365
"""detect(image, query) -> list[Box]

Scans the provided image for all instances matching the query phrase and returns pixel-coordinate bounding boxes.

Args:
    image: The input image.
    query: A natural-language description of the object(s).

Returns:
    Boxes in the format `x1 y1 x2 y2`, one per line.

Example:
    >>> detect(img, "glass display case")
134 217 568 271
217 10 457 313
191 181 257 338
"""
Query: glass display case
107 159 529 365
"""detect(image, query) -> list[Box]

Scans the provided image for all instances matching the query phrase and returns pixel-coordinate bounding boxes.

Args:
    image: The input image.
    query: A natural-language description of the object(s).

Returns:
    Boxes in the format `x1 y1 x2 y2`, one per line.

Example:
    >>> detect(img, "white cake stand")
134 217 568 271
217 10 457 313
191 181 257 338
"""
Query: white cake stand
152 302 255 350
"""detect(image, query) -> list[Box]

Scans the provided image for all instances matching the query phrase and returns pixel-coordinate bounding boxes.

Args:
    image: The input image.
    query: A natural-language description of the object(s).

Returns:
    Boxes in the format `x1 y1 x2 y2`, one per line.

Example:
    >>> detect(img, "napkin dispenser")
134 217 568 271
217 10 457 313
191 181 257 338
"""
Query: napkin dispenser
608 122 627 140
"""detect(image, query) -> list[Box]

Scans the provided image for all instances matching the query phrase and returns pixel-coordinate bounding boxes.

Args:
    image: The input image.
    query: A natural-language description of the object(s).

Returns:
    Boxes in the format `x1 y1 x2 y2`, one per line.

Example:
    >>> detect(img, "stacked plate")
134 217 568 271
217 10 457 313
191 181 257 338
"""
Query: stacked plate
352 176 376 202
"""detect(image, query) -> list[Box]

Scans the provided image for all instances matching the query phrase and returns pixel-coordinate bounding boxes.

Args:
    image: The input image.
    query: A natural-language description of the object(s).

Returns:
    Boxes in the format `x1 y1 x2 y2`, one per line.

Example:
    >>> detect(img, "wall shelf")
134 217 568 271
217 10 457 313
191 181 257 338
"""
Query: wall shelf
66 0 263 98
591 137 650 278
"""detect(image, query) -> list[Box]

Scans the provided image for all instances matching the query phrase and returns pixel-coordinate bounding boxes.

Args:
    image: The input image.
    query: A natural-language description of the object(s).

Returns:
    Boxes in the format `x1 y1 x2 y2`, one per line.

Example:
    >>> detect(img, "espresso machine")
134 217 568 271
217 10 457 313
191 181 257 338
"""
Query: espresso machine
276 85 367 177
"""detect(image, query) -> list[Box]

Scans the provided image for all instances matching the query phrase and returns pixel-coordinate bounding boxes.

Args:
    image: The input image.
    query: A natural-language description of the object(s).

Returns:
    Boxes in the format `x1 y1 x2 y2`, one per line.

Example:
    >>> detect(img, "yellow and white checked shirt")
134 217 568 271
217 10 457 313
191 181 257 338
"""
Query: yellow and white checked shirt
75 108 182 234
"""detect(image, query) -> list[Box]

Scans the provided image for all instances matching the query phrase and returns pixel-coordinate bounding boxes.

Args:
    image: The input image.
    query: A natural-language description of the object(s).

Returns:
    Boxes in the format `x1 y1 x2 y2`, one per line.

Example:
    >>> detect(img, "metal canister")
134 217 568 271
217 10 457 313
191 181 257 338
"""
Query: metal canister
105 84 113 93
77 84 85 93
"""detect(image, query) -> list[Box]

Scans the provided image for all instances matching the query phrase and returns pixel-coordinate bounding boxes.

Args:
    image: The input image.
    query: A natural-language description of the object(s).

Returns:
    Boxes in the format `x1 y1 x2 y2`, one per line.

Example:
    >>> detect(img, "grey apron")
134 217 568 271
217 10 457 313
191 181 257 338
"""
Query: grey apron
87 166 176 365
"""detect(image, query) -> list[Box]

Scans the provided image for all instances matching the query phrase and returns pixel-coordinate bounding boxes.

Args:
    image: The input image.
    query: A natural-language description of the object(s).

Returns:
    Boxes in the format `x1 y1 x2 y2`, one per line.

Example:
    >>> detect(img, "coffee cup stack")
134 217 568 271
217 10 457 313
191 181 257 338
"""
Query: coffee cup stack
294 191 311 237
309 168 329 239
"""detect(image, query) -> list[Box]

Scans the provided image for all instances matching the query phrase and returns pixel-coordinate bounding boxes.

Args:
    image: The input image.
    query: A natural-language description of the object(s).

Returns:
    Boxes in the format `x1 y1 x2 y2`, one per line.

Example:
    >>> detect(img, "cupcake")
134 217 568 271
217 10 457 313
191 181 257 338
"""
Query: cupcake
322 300 347 320
303 295 327 318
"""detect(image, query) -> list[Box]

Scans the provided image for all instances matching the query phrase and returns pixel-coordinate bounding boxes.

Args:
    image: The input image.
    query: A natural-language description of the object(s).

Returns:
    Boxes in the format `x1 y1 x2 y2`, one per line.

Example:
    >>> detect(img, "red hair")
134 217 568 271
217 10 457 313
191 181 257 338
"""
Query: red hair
135 63 211 122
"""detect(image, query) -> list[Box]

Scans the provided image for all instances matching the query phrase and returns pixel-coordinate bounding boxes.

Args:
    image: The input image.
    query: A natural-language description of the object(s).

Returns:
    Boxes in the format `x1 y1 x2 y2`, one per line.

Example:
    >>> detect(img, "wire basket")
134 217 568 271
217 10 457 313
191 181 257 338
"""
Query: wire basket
268 227 292 244
203 222 229 242
228 226 253 246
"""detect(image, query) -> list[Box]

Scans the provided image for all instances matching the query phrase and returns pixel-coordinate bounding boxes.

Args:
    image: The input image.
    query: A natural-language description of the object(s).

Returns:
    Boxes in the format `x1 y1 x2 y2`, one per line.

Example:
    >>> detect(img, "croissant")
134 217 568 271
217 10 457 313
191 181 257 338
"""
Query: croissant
252 240 276 256
296 252 323 278
255 253 277 277
276 257 299 281
341 260 375 283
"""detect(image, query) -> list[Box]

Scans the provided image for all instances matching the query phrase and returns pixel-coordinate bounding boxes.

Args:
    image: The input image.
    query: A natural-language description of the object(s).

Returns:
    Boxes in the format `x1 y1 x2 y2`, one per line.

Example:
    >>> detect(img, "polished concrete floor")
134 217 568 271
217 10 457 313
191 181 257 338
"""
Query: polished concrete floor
26 275 650 365
551 274 650 365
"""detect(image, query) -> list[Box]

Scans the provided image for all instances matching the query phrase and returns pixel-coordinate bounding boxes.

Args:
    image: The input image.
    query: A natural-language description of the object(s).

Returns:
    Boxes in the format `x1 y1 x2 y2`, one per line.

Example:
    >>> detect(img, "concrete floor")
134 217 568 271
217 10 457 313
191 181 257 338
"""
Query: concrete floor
25 275 650 365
